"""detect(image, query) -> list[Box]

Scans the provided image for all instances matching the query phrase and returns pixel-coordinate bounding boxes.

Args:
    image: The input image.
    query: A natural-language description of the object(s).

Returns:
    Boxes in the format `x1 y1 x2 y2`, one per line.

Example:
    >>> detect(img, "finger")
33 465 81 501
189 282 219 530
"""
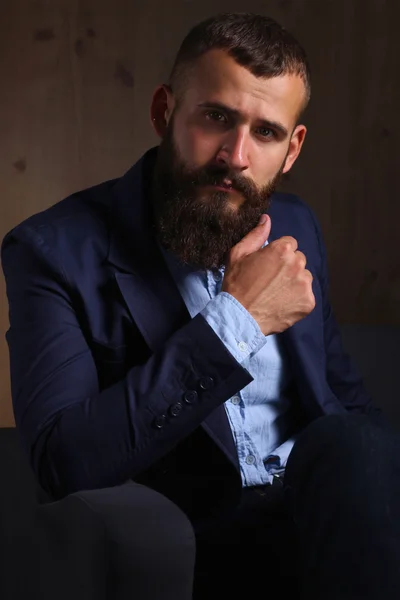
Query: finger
295 250 307 268
231 214 271 260
270 235 298 253
304 268 313 282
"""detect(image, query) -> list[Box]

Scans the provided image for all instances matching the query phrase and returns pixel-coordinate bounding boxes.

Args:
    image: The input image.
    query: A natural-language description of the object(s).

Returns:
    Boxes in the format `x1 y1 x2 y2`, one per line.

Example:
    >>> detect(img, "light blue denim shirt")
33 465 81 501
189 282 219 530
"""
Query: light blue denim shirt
160 243 297 487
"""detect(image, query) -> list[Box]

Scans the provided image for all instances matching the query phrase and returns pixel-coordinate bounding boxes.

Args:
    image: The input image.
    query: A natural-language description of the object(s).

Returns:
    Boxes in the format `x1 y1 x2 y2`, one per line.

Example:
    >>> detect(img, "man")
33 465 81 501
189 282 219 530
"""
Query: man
2 12 400 600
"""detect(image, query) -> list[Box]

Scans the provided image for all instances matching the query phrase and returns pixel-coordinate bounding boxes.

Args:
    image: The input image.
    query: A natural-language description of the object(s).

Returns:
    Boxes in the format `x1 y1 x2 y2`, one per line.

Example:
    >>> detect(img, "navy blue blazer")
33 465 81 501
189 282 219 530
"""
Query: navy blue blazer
1 148 380 519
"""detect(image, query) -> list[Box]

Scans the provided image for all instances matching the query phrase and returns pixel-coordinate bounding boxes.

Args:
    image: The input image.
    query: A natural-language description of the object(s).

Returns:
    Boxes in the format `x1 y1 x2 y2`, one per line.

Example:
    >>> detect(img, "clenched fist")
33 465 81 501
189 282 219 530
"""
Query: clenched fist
222 214 315 336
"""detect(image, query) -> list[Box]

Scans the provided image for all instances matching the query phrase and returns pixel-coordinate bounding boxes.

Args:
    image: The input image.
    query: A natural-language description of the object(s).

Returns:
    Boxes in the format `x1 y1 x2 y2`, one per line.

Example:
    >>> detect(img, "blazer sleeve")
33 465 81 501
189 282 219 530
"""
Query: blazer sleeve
1 224 252 499
307 205 383 418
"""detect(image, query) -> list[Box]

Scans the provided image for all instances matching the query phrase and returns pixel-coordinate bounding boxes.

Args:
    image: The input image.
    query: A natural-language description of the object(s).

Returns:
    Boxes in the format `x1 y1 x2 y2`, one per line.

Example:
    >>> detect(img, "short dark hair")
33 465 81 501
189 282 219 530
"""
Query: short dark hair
169 12 311 116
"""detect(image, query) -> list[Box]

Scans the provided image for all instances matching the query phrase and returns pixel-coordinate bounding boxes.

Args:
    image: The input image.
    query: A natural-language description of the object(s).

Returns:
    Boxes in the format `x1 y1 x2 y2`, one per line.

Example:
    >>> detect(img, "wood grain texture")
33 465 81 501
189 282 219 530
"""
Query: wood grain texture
0 0 399 425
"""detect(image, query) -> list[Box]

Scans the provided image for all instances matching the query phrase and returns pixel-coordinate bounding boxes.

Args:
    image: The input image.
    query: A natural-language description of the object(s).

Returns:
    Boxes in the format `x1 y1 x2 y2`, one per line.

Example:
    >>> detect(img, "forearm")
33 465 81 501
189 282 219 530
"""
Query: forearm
31 314 252 499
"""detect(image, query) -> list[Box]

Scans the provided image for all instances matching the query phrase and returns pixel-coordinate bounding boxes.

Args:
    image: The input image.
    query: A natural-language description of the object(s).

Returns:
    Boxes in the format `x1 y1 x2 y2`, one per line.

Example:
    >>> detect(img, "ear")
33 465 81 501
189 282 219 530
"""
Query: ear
282 124 307 174
150 84 175 138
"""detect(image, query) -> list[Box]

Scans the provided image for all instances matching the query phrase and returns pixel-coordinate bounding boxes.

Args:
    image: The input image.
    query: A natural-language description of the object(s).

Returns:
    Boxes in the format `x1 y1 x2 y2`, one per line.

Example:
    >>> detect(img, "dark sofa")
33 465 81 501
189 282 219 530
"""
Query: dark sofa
0 324 399 599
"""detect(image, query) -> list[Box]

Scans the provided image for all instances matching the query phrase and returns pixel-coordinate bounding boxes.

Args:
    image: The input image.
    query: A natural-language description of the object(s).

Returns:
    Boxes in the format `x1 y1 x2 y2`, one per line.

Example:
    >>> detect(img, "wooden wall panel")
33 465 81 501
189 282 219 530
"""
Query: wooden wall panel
1 0 399 425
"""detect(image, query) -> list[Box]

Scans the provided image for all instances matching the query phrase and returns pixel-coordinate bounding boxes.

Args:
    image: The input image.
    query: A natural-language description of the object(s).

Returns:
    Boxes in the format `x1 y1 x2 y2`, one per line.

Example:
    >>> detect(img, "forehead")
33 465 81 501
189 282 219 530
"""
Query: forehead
180 49 306 127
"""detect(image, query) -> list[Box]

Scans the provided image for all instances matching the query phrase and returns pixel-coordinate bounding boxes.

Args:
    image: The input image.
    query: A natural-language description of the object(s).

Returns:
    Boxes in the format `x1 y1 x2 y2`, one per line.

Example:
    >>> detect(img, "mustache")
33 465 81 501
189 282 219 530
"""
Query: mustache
187 165 257 196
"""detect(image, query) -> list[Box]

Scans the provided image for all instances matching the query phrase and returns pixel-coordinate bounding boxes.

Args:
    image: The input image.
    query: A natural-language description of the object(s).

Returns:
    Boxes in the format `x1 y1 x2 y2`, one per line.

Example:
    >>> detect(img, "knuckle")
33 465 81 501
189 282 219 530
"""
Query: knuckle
275 236 298 257
296 250 307 267
283 241 292 253
293 258 308 278
297 271 315 304
285 235 298 248
280 240 293 255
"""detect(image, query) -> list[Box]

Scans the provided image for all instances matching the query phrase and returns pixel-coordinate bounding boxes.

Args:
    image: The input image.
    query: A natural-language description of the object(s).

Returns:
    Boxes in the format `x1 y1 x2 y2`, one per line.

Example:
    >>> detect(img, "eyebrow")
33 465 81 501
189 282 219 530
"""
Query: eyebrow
197 101 289 138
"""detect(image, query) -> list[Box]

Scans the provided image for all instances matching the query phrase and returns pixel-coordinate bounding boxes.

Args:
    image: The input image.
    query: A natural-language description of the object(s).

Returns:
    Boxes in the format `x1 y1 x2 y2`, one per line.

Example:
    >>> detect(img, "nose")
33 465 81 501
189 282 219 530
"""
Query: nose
215 128 250 172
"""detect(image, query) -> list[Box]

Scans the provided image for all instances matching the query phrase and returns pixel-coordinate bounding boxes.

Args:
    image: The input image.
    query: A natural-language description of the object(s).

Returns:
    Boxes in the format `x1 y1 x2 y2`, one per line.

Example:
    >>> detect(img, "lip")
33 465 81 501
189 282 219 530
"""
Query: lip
207 184 234 192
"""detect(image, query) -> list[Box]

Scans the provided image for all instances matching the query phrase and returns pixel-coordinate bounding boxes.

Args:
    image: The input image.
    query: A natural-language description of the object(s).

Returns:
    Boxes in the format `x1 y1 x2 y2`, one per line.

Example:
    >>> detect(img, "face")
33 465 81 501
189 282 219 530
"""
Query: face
150 49 307 270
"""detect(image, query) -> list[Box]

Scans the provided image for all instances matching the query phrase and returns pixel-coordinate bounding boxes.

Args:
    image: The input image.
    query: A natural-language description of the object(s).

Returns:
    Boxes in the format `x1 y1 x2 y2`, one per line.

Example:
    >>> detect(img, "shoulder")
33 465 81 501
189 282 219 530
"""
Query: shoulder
1 179 123 292
1 178 118 265
4 178 116 239
270 192 320 229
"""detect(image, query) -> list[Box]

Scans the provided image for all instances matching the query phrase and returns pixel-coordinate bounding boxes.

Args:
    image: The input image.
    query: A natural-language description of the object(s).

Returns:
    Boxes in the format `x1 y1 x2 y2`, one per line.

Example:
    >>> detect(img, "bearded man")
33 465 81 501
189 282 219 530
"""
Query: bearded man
3 12 400 600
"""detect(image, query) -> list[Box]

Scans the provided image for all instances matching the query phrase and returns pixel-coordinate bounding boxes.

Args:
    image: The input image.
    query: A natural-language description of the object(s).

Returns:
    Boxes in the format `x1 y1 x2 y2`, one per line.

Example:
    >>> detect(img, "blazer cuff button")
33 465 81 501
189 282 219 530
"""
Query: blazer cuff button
153 414 167 429
183 390 198 404
169 402 183 417
199 376 215 391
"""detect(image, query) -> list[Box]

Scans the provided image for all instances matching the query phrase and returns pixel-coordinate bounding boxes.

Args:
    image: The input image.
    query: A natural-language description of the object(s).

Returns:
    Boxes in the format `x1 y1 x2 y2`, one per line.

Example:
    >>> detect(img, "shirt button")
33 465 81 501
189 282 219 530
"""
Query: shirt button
183 390 198 404
231 395 241 405
199 376 214 391
238 341 248 353
169 402 183 417
153 415 167 429
245 455 255 465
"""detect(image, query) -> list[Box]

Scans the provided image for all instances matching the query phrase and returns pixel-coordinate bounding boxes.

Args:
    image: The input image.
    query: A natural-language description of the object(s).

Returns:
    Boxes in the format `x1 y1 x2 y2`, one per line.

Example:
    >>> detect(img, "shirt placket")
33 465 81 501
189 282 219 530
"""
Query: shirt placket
206 267 269 486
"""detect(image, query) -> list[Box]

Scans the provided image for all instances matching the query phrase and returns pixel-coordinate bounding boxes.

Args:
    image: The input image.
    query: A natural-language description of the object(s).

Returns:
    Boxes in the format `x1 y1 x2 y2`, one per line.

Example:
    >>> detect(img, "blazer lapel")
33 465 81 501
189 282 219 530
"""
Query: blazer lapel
107 148 191 350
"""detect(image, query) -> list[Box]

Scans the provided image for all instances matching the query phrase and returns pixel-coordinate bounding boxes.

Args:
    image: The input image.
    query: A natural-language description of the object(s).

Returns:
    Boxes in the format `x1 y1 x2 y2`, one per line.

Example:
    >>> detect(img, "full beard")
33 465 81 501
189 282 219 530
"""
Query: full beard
151 122 285 271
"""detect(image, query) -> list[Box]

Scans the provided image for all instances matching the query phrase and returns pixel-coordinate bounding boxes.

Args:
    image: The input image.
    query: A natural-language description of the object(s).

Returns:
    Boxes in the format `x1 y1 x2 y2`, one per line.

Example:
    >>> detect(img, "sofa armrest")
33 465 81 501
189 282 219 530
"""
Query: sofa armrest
35 481 195 600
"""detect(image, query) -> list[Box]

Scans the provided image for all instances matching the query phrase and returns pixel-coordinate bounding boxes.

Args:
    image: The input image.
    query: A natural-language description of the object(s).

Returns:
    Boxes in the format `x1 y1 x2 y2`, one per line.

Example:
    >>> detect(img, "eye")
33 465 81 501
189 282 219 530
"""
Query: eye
257 127 275 140
204 110 228 124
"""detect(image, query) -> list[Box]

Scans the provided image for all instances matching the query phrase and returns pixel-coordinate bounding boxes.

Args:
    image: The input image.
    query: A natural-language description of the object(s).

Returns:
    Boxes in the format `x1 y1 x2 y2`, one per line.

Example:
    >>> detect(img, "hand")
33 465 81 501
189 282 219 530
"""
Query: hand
222 214 315 335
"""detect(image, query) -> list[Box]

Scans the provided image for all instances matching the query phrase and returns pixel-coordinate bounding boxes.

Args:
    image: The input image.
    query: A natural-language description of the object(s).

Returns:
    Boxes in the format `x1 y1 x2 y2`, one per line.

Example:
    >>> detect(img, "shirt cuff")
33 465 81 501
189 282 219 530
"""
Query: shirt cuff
201 292 267 364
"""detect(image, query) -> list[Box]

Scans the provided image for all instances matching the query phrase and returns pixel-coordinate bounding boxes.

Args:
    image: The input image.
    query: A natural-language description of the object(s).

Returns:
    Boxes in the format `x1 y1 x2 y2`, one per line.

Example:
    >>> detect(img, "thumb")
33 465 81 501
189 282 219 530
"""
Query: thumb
233 213 271 258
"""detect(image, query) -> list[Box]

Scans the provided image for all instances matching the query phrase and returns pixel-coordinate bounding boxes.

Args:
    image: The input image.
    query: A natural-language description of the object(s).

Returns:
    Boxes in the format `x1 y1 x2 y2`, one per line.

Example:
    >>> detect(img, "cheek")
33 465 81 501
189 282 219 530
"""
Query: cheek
253 146 289 184
176 123 220 167
251 161 277 188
